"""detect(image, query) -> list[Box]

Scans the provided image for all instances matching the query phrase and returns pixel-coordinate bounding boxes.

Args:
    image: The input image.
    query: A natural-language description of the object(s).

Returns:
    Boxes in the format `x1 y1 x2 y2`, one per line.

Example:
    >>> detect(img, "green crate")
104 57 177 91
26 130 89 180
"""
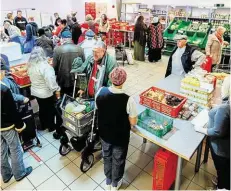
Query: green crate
178 20 191 31
194 32 207 48
185 31 196 44
163 29 177 41
137 109 173 138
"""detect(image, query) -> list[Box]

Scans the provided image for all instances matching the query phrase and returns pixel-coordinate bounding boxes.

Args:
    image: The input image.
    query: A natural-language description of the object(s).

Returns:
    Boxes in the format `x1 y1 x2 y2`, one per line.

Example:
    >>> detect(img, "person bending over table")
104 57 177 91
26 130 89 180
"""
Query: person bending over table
96 67 138 191
194 102 230 190
165 35 206 77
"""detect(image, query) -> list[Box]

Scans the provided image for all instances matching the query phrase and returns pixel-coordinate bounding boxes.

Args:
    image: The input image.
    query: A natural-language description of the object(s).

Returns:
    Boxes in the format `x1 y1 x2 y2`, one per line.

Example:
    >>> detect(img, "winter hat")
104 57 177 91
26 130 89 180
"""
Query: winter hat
109 67 127 86
61 30 72 38
85 29 95 37
152 16 159 23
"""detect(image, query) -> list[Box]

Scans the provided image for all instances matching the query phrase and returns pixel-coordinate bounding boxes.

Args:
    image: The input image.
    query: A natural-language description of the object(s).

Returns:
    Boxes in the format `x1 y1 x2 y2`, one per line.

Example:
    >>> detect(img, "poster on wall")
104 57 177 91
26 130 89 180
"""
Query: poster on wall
85 2 96 19
96 3 107 19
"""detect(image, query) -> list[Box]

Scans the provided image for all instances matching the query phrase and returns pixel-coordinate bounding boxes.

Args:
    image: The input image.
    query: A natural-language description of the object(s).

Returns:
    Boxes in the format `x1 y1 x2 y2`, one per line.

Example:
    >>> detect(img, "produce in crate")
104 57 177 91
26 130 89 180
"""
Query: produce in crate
10 64 27 73
198 23 209 33
188 22 200 31
178 101 202 120
144 90 164 102
164 94 183 106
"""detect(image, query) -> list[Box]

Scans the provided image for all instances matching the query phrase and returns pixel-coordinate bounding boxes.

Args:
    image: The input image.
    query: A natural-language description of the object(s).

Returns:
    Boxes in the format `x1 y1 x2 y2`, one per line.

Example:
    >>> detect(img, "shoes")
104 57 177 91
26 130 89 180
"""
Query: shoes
211 176 218 186
16 166 33 181
48 128 55 132
105 184 111 191
111 179 123 191
53 132 61 140
3 174 13 183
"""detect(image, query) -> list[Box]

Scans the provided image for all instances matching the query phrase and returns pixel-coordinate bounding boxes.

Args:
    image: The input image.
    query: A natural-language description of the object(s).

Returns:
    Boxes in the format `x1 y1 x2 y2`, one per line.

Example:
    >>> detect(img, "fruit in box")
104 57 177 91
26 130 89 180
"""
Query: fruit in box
164 94 183 107
182 77 200 87
144 90 164 102
11 64 28 73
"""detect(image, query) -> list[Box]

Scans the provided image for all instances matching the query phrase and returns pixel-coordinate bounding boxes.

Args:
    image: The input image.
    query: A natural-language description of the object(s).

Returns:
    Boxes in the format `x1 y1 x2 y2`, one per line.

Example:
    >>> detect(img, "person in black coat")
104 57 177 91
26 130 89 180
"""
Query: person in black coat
71 17 82 45
54 13 61 27
14 10 27 31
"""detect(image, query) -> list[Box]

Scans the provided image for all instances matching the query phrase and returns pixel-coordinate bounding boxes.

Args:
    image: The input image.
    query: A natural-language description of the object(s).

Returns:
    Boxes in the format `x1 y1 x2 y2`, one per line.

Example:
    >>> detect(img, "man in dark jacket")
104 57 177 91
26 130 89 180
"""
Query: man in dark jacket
14 10 27 31
1 70 32 183
165 35 205 77
53 30 85 96
25 17 38 42
71 17 82 45
36 28 54 57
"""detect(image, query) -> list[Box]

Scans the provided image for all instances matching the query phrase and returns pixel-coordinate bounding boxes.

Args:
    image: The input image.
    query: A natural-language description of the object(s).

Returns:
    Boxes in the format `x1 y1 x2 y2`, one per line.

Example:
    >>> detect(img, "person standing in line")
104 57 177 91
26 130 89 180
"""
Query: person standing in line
205 26 229 71
14 10 27 31
5 12 14 36
1 70 32 184
25 16 38 42
98 14 110 36
53 18 62 37
71 17 82 45
27 47 61 132
54 13 61 27
147 16 164 62
59 19 71 38
96 67 138 191
194 102 230 190
133 16 147 61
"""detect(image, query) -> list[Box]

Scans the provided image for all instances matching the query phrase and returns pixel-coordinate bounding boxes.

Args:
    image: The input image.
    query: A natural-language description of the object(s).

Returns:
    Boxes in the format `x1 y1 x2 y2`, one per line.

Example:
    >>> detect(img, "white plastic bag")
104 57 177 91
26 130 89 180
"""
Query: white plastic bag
125 49 134 65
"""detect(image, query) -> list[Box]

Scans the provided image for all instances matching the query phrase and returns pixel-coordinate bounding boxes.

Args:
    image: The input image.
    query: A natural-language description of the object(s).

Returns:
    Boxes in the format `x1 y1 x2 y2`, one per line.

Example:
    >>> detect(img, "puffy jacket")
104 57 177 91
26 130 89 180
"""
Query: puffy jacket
14 16 27 31
36 35 54 57
53 41 85 88
25 22 38 42
1 83 25 131
6 25 21 39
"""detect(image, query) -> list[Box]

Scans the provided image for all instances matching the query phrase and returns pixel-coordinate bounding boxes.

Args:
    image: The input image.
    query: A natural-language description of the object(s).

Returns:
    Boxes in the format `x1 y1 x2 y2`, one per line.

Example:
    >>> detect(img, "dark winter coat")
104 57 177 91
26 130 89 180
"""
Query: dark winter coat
25 22 38 42
14 16 28 31
36 35 54 58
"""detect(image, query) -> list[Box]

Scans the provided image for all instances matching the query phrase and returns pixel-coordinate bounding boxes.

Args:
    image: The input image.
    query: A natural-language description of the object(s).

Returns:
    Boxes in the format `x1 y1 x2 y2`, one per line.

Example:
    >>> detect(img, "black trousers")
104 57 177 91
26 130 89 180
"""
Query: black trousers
61 86 74 97
148 48 162 62
210 144 230 190
35 96 55 132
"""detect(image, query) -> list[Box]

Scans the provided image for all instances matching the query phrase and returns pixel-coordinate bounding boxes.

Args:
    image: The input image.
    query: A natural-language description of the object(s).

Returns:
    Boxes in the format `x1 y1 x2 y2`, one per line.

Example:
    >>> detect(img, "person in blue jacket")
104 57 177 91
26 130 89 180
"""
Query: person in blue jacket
0 54 10 72
25 17 38 43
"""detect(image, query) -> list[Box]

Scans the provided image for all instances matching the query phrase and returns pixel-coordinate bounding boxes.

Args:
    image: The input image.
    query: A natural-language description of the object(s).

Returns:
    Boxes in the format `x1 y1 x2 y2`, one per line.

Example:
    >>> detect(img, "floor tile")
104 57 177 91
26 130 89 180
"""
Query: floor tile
180 176 191 190
131 171 153 190
187 181 205 190
94 186 104 191
182 162 196 181
192 168 213 188
36 144 58 162
69 174 98 190
143 160 153 176
30 136 50 153
200 157 216 176
72 156 82 167
27 164 54 187
63 187 71 191
139 142 159 157
127 145 137 159
125 184 138 190
24 155 43 170
129 134 144 149
124 160 142 183
127 150 152 169
42 132 56 143
36 175 66 190
45 154 71 173
5 177 34 190
66 150 81 161
86 161 105 184
51 139 61 149
56 163 82 186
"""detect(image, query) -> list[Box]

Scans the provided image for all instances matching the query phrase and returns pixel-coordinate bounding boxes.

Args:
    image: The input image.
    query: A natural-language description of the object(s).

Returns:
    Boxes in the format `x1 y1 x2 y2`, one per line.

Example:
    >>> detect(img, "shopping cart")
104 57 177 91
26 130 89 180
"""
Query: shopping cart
213 47 230 74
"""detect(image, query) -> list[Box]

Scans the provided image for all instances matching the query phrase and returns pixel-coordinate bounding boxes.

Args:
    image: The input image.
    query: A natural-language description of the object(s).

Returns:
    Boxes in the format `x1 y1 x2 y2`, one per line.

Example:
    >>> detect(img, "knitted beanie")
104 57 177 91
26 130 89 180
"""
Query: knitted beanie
109 67 127 86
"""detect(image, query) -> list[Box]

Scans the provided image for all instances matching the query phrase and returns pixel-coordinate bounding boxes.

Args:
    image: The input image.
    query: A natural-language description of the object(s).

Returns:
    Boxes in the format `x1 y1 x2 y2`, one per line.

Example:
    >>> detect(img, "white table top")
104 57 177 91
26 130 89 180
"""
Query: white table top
134 74 205 161
9 53 31 67
0 42 22 62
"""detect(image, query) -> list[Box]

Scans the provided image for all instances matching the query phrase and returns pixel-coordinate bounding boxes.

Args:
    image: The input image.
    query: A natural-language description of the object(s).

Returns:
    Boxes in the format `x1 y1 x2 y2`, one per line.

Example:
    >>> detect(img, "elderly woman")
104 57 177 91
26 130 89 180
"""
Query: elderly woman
206 26 229 69
27 47 60 132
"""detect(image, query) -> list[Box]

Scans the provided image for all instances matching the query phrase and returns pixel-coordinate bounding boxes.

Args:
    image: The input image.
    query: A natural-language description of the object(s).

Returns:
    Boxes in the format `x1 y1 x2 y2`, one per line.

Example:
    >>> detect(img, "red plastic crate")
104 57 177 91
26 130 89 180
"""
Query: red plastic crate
10 64 31 86
127 25 135 31
139 86 187 118
153 149 178 190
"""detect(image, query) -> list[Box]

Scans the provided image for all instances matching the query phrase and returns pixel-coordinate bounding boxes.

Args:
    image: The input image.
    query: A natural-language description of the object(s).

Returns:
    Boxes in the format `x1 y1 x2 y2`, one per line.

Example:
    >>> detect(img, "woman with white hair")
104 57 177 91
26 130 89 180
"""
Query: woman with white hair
206 26 229 70
27 47 60 132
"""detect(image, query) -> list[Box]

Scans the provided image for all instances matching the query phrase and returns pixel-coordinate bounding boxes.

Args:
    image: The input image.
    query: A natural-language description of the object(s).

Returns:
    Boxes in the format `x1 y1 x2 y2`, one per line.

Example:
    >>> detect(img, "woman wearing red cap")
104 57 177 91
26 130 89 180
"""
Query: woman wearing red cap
96 67 138 191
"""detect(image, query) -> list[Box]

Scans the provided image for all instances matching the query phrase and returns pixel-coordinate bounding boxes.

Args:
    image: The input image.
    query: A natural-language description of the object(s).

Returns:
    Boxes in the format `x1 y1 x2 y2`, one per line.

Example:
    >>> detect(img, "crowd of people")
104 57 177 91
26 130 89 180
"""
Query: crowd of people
0 10 230 191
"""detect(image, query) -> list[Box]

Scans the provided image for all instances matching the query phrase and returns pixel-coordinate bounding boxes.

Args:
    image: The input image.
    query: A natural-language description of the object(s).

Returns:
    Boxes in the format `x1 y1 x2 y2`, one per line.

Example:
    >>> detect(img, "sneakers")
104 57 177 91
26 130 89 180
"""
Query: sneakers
105 184 111 191
16 166 33 181
111 179 123 191
3 174 13 183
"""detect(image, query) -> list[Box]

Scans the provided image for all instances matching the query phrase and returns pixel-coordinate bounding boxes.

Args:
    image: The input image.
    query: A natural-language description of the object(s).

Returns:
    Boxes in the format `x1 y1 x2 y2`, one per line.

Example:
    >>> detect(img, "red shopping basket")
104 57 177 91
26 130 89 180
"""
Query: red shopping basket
153 149 178 190
201 56 212 72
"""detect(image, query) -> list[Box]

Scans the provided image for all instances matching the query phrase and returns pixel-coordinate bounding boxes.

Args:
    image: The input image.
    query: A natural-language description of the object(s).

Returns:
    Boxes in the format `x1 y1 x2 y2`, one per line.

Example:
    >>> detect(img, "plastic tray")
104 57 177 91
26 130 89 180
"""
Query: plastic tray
139 86 187 118
10 64 31 86
137 109 173 138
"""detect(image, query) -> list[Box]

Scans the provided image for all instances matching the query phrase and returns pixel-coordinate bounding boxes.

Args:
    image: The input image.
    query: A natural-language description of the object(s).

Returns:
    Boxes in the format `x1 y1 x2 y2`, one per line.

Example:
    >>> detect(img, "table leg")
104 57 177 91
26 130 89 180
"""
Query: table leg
203 136 209 164
195 142 203 173
174 156 183 190
143 138 147 143
129 33 131 49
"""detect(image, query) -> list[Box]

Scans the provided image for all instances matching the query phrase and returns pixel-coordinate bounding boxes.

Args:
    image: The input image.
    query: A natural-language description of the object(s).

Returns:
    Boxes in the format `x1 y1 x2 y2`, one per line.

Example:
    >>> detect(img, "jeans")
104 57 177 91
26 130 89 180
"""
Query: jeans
101 139 128 187
1 129 27 181
210 144 230 190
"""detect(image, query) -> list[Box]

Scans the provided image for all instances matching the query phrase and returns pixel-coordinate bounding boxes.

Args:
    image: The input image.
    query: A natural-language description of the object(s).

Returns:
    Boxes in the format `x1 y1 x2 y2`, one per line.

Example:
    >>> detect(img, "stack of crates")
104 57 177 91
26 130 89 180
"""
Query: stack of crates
152 148 178 190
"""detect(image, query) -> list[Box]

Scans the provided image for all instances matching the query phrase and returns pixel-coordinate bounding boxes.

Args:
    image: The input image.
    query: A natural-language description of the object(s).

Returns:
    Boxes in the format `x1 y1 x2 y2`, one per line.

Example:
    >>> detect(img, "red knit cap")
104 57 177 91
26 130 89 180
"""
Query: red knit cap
109 67 127 86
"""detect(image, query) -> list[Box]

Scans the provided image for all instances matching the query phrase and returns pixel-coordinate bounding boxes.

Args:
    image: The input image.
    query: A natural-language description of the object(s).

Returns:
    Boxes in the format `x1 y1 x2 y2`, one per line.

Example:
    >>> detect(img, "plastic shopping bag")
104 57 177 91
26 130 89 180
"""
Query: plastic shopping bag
201 56 212 72
125 49 134 65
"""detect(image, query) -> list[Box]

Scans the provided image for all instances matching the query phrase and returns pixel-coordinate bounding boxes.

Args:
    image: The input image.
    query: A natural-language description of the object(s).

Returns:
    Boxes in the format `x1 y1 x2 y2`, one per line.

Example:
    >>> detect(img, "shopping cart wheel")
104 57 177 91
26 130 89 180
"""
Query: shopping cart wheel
59 144 71 156
80 154 94 173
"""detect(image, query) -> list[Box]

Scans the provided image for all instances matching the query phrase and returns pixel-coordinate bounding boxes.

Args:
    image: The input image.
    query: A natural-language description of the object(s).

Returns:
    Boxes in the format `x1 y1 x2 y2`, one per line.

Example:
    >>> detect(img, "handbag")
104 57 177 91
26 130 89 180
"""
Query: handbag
201 56 212 72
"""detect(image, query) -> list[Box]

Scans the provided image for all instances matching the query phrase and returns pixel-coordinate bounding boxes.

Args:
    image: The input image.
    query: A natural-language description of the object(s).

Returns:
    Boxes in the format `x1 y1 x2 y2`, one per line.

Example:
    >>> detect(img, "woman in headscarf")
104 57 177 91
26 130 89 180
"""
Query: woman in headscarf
147 16 164 62
133 16 147 61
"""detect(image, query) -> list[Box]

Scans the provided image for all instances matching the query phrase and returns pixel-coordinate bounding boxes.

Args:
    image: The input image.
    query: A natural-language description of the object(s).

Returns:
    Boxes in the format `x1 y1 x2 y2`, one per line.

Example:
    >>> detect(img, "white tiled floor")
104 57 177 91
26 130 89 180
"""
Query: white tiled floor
1 49 217 190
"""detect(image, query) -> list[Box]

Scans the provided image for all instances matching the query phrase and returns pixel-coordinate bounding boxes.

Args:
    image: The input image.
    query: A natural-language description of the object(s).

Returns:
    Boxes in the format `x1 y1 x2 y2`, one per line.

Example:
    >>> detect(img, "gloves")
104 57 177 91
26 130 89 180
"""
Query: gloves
194 126 208 135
